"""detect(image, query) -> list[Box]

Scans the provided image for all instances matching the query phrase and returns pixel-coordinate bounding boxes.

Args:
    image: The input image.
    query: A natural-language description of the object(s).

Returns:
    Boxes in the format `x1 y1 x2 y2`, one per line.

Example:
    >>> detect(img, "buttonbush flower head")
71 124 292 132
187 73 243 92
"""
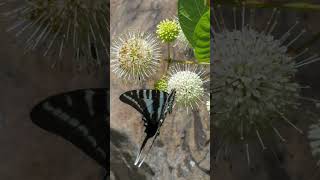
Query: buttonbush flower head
111 31 161 82
212 5 320 162
156 19 180 43
4 0 109 66
168 65 207 109
154 76 169 92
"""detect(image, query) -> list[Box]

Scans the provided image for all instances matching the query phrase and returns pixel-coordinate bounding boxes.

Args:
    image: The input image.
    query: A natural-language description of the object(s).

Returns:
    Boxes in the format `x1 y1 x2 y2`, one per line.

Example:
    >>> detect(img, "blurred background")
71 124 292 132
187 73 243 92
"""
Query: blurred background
212 1 320 180
0 0 107 179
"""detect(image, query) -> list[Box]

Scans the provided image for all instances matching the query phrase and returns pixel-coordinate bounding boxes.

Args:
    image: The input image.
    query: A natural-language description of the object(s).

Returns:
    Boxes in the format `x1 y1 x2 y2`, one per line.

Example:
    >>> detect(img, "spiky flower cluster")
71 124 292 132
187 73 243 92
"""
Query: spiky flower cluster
156 19 180 43
308 120 320 165
211 6 320 149
168 66 206 108
5 0 109 66
111 32 161 81
213 26 300 140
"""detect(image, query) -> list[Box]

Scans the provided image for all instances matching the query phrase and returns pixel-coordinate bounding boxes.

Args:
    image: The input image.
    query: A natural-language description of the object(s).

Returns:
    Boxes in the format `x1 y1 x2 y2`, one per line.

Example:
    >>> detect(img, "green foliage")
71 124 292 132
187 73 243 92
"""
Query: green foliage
178 0 209 47
193 10 210 63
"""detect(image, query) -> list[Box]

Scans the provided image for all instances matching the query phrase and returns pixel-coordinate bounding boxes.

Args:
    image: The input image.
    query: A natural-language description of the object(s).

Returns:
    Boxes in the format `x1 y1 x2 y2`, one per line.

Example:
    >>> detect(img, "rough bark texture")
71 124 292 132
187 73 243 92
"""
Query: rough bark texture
0 1 107 179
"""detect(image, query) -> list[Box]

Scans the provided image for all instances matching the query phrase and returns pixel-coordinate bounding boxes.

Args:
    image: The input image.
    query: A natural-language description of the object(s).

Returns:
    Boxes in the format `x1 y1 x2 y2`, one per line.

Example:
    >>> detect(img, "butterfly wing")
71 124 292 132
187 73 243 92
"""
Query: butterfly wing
166 89 176 114
30 88 108 170
119 89 169 126
119 89 176 167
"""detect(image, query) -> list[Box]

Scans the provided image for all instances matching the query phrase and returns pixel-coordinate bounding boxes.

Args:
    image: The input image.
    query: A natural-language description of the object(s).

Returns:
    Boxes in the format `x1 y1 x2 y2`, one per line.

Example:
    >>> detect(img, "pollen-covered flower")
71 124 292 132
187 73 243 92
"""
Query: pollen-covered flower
111 31 161 82
156 19 180 43
168 65 207 108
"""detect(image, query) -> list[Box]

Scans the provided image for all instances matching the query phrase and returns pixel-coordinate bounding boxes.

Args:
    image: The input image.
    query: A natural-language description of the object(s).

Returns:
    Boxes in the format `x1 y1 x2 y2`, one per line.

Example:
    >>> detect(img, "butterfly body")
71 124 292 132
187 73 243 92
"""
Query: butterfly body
119 89 176 167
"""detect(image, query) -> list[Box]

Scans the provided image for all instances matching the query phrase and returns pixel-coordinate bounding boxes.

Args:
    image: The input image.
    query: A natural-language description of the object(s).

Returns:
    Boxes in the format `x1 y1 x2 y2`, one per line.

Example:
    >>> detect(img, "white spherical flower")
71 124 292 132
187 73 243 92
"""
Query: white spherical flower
168 66 207 108
111 32 161 82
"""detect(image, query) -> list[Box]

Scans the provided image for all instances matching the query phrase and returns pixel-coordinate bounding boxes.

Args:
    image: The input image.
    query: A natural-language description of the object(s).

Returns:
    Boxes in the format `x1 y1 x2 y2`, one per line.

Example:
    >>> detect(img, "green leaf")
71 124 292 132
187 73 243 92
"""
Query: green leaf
178 0 209 47
193 10 210 63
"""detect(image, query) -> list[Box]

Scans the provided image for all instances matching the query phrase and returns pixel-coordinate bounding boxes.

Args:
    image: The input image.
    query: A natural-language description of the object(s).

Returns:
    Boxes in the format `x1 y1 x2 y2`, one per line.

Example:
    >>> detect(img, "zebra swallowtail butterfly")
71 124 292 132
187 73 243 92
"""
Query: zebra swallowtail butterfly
119 89 176 167
30 88 109 178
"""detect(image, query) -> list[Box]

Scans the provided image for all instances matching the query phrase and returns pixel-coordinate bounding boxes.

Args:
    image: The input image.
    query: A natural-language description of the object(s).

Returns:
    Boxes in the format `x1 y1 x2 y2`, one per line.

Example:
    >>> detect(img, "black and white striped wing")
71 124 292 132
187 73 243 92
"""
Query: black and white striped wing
119 89 169 125
30 88 108 170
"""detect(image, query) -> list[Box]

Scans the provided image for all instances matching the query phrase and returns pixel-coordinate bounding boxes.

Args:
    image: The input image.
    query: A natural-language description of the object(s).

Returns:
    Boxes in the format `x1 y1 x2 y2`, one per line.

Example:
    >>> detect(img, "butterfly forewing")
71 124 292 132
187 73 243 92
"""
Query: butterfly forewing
119 89 168 125
30 88 108 170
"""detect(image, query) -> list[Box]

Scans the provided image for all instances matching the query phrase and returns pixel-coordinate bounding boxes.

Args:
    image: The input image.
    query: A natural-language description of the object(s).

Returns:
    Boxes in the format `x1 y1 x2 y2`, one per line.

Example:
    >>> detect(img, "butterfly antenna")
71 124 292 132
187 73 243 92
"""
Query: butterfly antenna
134 135 149 165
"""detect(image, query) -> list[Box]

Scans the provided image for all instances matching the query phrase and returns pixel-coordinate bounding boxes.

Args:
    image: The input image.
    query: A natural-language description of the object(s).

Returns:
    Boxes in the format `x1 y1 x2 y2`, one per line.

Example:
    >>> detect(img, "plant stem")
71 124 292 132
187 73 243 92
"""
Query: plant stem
166 43 171 73
167 43 170 61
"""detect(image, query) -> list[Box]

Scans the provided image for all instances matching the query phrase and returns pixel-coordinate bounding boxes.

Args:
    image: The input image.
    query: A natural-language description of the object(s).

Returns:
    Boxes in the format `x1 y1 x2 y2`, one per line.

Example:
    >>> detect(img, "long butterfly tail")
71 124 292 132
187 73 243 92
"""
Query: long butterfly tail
134 135 149 166
137 132 159 167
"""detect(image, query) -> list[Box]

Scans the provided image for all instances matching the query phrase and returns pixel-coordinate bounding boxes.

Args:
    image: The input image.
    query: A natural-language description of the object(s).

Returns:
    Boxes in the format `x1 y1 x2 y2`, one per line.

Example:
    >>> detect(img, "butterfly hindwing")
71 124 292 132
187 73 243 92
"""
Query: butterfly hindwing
30 88 108 170
165 89 176 115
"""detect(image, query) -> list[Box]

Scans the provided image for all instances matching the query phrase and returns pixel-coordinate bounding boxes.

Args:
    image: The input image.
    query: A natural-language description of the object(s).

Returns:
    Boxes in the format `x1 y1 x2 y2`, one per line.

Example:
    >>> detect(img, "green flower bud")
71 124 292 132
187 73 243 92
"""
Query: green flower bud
156 19 180 43
154 76 168 92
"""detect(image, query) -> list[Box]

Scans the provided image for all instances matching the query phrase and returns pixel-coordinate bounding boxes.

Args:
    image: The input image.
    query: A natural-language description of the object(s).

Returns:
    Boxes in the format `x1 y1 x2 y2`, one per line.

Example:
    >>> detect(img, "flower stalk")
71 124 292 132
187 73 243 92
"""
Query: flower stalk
166 43 171 73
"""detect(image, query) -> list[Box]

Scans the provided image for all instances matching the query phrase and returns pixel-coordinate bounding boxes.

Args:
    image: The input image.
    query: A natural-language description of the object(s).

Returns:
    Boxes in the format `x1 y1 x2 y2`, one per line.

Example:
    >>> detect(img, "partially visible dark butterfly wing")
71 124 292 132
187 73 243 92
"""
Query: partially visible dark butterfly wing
30 88 108 170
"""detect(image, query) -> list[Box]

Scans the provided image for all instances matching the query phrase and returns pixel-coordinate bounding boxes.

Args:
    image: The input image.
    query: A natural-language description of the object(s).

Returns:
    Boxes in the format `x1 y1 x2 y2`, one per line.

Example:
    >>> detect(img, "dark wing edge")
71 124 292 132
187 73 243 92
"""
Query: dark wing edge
119 90 144 114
